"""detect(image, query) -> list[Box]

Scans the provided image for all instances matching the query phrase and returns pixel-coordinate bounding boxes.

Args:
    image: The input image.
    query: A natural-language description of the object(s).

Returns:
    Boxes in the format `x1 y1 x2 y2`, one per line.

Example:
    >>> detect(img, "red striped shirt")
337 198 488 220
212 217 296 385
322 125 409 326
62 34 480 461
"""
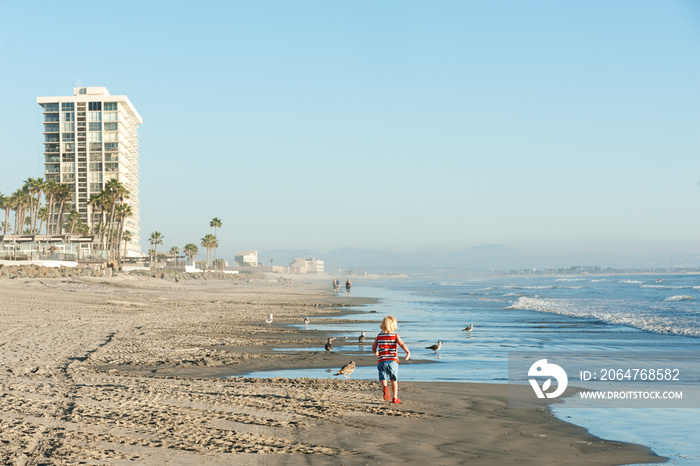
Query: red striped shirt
376 332 399 363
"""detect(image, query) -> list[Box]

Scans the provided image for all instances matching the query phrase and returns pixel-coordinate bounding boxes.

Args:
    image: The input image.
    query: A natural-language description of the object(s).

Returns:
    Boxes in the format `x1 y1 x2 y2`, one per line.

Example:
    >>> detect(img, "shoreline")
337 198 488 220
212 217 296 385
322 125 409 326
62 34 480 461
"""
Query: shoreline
0 275 665 464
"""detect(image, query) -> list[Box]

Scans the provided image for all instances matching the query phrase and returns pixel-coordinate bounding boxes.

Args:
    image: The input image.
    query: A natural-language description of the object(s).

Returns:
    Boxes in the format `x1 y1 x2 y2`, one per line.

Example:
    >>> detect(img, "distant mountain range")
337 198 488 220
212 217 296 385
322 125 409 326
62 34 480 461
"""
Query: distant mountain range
259 244 700 274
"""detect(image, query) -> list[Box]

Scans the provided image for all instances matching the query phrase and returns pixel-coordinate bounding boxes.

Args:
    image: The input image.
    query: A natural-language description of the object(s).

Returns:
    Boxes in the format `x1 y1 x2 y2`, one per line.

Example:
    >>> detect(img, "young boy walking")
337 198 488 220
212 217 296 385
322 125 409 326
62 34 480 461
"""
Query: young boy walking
371 315 411 404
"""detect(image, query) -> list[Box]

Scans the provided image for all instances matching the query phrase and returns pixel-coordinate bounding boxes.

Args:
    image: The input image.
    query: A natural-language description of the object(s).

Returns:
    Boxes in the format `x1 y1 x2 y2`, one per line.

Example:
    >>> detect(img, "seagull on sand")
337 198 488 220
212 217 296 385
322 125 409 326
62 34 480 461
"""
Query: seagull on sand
325 337 336 352
358 332 366 344
462 324 474 332
334 361 356 379
426 340 442 351
304 317 310 325
265 314 274 325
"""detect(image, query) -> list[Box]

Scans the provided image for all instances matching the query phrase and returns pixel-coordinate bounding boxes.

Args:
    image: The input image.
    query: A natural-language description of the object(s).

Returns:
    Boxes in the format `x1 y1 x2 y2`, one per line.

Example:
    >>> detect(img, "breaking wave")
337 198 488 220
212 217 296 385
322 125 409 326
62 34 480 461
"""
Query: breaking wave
505 296 700 338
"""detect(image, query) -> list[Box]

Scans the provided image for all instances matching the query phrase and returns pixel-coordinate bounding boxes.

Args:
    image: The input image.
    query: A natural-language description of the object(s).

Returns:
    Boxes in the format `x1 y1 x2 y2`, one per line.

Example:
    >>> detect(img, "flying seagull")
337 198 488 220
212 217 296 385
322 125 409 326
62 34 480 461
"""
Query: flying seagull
358 332 366 344
462 324 474 332
325 337 336 352
334 361 356 379
426 340 442 351
265 314 273 325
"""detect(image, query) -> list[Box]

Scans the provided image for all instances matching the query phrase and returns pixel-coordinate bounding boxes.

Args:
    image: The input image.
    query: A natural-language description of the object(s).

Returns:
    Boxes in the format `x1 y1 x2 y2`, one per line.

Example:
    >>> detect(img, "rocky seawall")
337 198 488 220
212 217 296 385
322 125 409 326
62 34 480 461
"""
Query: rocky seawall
0 264 254 281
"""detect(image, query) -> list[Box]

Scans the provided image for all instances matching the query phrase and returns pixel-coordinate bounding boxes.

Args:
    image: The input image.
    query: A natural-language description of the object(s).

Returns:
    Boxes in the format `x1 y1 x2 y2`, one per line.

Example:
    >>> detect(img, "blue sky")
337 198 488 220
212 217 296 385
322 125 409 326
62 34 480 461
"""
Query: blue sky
1 0 699 258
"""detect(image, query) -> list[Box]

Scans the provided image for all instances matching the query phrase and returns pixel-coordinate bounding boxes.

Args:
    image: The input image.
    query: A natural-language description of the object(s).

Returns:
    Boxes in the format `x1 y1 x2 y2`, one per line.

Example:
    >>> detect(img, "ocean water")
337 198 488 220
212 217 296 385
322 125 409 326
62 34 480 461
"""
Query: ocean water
241 274 700 464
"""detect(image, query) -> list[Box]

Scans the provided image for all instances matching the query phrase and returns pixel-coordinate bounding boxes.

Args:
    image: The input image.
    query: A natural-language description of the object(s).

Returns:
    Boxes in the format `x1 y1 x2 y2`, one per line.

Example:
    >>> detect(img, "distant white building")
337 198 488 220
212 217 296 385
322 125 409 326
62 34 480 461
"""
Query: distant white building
235 251 258 266
289 257 324 274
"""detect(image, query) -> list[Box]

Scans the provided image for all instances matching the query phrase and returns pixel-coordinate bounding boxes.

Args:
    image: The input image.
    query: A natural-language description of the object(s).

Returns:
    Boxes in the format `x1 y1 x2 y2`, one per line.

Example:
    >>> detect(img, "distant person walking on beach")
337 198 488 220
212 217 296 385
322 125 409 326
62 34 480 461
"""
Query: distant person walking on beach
345 279 352 297
372 315 411 404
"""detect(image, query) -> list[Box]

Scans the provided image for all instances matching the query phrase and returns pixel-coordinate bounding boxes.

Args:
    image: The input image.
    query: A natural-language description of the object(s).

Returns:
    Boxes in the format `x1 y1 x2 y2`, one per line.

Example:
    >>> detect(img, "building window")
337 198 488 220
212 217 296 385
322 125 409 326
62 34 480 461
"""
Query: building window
45 144 59 152
62 112 74 122
44 103 59 112
104 122 118 131
88 102 102 111
89 122 102 132
90 142 102 151
104 143 118 151
45 123 59 133
62 133 75 142
62 162 75 172
104 112 118 122
89 172 103 183
62 153 75 162
89 163 103 172
104 153 118 162
104 102 118 111
88 111 101 122
61 102 74 111
90 183 103 192
89 132 102 142
44 134 59 143
61 122 74 132
45 114 59 122
104 132 118 142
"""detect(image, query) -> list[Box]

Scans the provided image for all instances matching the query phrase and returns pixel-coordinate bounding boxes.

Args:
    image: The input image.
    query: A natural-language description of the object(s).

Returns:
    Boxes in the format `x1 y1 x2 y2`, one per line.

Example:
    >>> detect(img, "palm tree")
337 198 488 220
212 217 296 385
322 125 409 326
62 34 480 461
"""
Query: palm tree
149 231 164 268
210 217 222 268
0 192 12 235
26 177 44 234
200 233 217 269
43 180 58 234
184 243 198 265
210 217 222 237
64 210 82 234
11 189 29 236
54 184 73 234
115 203 132 263
104 179 130 259
169 246 180 265
88 192 106 246
122 230 133 262
37 207 48 235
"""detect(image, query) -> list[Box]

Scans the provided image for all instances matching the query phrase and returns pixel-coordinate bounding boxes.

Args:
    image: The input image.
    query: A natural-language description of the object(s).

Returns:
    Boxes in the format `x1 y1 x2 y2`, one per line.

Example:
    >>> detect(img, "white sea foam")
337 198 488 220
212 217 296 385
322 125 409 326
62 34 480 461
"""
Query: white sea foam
505 297 700 337
666 295 697 302
641 284 700 291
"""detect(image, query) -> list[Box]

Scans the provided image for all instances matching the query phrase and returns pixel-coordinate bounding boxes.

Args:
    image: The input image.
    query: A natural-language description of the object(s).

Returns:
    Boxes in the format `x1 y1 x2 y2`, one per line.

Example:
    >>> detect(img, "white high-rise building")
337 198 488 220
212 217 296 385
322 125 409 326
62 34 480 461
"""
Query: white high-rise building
37 87 143 256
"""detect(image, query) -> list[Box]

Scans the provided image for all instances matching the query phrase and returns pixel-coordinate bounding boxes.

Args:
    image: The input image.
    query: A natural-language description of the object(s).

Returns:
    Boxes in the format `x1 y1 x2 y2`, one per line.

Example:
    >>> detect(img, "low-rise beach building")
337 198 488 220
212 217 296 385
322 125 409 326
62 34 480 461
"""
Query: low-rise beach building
235 251 258 266
289 257 324 274
0 234 100 261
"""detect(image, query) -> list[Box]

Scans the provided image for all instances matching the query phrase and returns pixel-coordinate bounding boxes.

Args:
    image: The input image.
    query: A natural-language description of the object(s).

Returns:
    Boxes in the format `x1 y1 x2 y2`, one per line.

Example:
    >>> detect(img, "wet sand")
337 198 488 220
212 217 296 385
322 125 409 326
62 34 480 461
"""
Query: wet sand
0 274 664 464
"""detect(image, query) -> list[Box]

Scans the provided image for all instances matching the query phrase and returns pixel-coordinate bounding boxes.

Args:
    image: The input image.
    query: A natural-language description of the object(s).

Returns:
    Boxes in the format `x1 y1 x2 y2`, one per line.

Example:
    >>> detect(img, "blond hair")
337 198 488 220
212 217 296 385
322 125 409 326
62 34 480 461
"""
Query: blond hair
380 315 398 333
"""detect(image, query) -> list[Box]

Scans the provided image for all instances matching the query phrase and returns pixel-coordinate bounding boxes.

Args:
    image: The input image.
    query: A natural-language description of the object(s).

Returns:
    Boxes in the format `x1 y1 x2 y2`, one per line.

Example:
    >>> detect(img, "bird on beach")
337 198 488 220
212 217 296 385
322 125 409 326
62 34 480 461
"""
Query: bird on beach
426 340 442 351
334 361 356 379
358 332 366 344
304 317 310 325
265 314 273 325
325 337 336 352
463 324 474 332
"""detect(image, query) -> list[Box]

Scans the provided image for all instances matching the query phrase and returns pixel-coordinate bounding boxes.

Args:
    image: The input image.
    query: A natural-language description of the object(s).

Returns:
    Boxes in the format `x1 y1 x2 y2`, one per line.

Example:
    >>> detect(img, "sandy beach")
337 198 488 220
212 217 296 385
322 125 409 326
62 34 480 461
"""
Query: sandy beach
0 274 664 465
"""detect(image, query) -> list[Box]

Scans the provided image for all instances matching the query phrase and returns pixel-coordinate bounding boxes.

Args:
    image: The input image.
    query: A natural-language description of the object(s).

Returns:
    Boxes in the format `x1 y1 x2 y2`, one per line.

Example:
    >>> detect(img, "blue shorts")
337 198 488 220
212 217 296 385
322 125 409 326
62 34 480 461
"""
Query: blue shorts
377 360 399 381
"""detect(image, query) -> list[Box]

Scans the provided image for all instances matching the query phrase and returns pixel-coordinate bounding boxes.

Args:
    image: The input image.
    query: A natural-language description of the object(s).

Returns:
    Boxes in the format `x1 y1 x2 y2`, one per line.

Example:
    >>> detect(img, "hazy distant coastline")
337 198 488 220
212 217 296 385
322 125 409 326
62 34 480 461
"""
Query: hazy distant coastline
260 244 700 276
